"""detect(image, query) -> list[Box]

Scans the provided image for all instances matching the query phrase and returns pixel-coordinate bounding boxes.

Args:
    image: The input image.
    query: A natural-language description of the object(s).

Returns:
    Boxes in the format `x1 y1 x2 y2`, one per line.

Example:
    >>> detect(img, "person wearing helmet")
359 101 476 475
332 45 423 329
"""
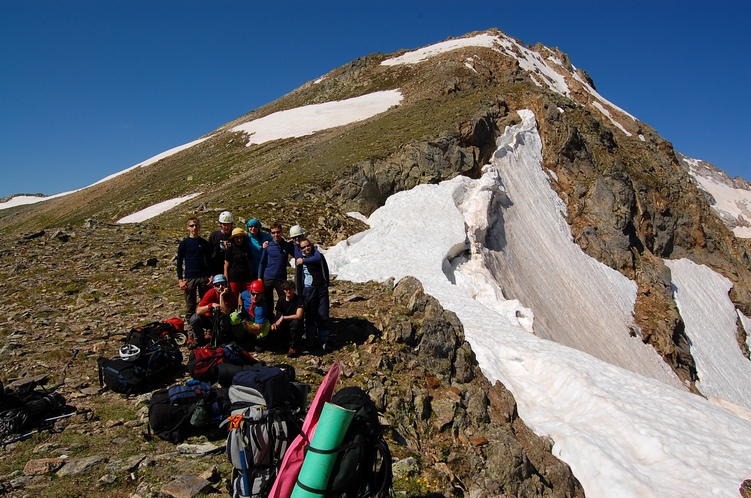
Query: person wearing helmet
176 217 212 325
289 224 308 259
208 211 234 276
295 237 331 352
257 222 294 312
189 274 235 347
245 218 272 278
224 227 254 295
237 279 272 350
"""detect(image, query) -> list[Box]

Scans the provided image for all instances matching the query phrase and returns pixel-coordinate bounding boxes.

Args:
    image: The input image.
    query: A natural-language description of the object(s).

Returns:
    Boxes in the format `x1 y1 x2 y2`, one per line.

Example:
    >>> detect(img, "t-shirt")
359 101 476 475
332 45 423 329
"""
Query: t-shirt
240 290 269 325
197 288 236 316
275 294 304 319
225 242 253 282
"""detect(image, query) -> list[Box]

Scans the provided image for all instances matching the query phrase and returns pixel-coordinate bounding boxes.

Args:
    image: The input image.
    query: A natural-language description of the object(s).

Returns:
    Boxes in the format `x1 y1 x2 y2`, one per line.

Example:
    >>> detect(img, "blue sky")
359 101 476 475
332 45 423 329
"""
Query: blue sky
1 1 749 198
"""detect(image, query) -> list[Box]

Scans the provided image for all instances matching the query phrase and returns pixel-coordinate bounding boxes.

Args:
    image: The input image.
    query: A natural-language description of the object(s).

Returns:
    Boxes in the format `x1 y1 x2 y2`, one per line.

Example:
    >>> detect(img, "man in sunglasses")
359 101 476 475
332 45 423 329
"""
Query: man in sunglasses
189 274 235 348
258 222 294 312
294 237 331 351
176 217 211 325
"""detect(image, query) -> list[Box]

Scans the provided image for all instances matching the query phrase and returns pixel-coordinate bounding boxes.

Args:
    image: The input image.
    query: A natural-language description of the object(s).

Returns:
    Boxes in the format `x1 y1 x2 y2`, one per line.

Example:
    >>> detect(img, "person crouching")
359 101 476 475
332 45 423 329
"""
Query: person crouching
236 279 272 351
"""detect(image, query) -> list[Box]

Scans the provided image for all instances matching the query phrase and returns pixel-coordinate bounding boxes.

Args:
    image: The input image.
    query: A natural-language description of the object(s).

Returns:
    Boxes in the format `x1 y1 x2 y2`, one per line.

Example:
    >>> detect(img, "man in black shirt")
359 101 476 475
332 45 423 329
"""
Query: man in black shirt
176 217 211 324
272 280 305 357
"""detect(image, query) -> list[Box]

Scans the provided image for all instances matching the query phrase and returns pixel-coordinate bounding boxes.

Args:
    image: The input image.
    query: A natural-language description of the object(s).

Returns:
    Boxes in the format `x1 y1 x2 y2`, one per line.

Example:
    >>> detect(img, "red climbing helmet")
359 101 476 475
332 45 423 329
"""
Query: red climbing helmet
249 279 265 293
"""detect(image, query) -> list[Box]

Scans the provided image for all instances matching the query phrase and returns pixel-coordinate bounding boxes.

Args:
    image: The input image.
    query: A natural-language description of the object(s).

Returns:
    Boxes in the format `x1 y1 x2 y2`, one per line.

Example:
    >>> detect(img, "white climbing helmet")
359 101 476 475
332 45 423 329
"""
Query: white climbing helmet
218 211 234 224
119 344 141 362
289 225 304 238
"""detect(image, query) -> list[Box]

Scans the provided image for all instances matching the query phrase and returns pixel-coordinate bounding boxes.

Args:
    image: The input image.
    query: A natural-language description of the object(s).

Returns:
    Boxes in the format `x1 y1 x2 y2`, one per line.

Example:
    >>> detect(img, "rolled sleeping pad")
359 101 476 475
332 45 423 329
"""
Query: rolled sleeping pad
291 401 355 498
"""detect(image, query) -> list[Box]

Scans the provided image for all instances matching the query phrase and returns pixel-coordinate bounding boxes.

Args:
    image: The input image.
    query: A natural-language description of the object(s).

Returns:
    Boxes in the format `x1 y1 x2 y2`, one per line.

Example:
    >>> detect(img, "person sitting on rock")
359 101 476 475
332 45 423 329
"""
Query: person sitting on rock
224 227 253 296
272 280 305 357
237 279 272 351
189 274 235 347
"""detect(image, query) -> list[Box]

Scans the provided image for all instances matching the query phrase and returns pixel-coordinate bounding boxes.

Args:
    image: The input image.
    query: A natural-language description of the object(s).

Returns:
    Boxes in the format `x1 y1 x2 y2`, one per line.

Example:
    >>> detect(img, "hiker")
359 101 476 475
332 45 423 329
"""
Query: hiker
224 227 253 296
176 217 212 324
295 237 331 351
289 224 306 258
245 218 272 278
208 211 234 276
190 274 235 347
237 279 271 350
272 280 305 357
258 222 294 312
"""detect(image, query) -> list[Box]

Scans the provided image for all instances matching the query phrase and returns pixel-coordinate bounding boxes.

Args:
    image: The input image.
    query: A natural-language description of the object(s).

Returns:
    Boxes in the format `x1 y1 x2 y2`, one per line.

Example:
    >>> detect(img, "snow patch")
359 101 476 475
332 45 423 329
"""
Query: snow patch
231 90 403 145
117 193 202 224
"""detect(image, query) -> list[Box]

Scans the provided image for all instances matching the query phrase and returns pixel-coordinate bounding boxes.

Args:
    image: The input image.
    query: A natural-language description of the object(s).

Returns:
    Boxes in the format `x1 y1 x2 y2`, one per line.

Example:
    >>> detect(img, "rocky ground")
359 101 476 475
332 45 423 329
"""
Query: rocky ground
0 220 582 497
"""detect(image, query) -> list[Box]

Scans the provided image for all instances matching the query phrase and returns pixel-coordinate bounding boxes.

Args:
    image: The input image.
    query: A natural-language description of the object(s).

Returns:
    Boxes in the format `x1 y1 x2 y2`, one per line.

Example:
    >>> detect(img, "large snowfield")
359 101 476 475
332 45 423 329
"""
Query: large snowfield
3 33 751 496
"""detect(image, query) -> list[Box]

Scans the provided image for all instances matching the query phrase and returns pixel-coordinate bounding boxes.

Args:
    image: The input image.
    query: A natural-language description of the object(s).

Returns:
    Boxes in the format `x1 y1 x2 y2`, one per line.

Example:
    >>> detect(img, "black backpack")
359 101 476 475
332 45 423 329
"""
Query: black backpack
0 381 71 441
97 341 183 395
308 386 392 498
148 380 231 443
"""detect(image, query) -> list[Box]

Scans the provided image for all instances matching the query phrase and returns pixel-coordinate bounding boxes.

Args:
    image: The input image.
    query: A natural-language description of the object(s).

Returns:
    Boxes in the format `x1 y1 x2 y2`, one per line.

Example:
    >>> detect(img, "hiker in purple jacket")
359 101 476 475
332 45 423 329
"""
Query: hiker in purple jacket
257 222 294 312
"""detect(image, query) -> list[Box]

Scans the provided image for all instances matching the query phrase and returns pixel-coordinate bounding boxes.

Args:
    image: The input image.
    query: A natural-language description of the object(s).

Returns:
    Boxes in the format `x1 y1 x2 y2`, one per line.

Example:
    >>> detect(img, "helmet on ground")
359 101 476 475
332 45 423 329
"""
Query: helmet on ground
119 344 141 362
218 211 234 224
230 310 242 326
249 279 265 293
289 225 304 238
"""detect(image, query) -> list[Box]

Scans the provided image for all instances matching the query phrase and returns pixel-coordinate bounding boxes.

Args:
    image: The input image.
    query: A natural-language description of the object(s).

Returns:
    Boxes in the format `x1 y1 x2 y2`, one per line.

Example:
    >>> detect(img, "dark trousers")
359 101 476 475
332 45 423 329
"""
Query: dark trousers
303 286 330 343
189 312 232 345
276 318 304 350
184 277 211 323
262 278 286 314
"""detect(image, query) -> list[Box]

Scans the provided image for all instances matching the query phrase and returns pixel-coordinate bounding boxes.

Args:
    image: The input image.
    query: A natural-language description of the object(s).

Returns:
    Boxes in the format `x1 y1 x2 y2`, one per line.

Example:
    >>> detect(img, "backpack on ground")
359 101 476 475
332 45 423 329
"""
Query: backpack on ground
127 318 187 347
223 365 305 498
0 380 71 441
97 341 183 395
147 380 231 443
308 386 392 498
187 343 259 386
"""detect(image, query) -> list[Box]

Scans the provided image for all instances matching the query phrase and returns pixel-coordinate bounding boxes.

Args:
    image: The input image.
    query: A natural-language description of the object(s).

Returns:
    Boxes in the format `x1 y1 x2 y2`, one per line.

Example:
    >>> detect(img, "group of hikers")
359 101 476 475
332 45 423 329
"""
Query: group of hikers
176 211 330 358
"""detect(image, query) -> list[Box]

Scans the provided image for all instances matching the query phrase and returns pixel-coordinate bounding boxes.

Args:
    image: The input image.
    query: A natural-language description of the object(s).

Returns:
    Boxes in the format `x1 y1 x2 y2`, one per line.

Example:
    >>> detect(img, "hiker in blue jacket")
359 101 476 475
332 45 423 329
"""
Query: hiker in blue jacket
257 222 294 312
294 237 331 351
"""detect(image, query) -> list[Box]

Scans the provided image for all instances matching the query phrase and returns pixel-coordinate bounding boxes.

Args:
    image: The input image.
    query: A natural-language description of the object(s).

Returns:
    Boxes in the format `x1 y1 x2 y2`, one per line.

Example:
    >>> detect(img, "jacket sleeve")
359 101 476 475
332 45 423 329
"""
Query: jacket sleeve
176 240 185 280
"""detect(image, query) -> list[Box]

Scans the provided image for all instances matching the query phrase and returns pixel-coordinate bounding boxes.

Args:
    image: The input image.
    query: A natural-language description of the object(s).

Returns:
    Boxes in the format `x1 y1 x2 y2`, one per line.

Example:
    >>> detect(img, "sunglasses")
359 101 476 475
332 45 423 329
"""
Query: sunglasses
250 292 263 296
270 231 281 234
300 245 311 250
214 283 227 288
188 224 199 228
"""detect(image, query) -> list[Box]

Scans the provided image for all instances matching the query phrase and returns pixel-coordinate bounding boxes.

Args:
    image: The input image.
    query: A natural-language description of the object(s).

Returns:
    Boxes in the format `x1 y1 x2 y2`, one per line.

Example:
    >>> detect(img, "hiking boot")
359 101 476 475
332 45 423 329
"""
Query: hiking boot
287 347 299 358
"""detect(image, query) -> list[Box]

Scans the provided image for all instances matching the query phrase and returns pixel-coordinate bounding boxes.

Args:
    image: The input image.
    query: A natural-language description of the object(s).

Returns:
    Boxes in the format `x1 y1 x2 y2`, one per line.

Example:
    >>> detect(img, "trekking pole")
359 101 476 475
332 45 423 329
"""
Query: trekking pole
42 408 93 424
51 349 80 390
1 426 47 447
62 349 80 375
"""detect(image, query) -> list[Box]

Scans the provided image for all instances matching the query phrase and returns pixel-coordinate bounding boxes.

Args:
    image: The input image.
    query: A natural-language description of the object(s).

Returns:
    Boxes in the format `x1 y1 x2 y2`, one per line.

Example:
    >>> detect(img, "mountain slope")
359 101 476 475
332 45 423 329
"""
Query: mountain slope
2 28 751 496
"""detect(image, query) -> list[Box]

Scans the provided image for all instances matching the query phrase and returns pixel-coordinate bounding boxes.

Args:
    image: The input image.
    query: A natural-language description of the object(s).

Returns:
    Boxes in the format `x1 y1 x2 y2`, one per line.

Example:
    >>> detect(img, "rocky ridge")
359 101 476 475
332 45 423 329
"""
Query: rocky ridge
0 221 582 497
